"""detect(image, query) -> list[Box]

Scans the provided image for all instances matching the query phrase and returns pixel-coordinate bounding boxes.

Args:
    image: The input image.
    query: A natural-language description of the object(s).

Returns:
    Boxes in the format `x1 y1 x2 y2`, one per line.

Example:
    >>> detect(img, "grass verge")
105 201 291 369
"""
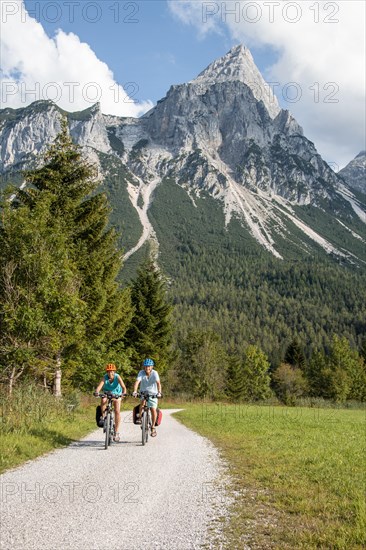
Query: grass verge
0 388 95 474
174 402 365 549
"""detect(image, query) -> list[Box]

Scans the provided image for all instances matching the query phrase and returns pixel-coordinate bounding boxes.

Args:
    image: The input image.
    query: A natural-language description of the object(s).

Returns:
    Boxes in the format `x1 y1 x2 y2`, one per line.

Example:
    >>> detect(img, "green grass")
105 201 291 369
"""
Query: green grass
174 402 366 549
0 389 96 474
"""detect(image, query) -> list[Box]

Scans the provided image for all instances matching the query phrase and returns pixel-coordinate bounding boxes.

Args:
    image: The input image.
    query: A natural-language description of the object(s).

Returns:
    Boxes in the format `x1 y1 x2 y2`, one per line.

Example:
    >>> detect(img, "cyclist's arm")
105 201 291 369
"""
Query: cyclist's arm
157 380 162 394
133 379 140 393
95 379 105 394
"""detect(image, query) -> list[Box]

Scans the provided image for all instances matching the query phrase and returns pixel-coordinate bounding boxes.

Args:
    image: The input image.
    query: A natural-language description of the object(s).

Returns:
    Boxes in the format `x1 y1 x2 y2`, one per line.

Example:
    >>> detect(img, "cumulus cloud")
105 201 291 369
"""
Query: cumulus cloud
168 0 365 168
0 0 153 117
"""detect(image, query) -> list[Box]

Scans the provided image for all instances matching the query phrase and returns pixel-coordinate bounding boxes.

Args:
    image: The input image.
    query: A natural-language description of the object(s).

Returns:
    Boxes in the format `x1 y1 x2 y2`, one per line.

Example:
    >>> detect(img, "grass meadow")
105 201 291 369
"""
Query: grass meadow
174 403 365 549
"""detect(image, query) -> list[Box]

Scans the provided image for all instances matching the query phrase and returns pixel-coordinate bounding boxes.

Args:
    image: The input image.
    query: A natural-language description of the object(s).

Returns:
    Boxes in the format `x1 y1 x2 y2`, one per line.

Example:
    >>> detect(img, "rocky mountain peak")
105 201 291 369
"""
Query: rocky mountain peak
191 44 281 119
1 46 365 265
356 150 366 159
339 150 366 193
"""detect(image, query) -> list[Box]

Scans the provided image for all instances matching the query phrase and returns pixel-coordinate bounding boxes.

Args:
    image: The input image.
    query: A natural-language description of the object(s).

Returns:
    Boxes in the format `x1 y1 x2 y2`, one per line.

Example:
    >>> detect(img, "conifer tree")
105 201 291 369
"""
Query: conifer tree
284 339 306 371
242 345 272 400
126 259 173 374
225 356 246 401
11 120 132 391
0 193 84 394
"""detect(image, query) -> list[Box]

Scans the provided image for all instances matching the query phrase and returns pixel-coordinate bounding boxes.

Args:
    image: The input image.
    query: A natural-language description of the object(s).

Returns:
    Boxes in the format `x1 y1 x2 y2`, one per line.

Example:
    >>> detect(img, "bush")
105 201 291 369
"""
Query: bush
273 363 308 405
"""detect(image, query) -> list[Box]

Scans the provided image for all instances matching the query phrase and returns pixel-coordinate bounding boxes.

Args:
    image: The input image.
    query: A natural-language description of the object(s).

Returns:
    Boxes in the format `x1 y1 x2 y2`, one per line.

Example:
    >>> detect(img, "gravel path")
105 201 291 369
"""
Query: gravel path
0 409 229 550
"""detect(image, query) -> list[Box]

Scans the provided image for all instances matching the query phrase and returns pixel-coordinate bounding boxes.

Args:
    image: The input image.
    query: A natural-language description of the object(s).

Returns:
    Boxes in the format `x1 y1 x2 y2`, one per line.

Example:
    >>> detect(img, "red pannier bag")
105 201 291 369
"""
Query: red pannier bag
155 408 162 426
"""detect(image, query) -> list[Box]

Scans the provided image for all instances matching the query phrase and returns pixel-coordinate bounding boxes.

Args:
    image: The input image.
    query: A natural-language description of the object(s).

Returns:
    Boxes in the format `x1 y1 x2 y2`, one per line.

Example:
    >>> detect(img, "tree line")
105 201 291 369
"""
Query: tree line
169 332 366 404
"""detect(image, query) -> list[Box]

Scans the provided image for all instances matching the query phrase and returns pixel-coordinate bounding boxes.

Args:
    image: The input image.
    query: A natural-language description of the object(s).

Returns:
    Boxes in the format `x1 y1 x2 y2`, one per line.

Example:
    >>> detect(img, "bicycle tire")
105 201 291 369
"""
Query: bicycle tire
141 410 146 446
145 409 149 444
108 412 114 446
105 411 111 449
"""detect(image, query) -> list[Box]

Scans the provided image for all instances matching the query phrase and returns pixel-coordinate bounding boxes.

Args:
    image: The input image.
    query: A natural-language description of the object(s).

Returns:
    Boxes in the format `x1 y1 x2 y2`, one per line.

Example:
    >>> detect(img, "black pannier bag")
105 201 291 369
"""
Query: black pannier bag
133 404 141 424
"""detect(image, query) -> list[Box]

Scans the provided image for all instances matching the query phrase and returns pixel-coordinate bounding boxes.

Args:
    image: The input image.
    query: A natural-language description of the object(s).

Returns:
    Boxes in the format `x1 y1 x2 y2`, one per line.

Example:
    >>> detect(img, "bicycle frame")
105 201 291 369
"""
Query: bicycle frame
138 391 159 446
96 391 121 449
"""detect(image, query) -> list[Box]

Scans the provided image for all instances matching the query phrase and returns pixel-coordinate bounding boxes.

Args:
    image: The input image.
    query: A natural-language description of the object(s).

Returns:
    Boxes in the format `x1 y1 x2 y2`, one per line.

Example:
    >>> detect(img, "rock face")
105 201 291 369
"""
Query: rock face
339 151 366 194
0 101 62 168
0 45 365 262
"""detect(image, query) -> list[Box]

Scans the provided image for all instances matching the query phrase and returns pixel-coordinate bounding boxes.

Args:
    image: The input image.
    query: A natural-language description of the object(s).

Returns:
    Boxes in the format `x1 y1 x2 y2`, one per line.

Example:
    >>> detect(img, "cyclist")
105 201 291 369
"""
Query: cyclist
94 363 127 442
132 358 161 437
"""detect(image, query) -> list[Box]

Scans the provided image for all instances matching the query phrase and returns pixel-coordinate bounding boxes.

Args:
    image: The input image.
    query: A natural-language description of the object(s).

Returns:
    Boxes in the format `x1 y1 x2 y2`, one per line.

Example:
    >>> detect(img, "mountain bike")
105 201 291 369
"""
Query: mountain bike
135 391 161 446
95 391 126 449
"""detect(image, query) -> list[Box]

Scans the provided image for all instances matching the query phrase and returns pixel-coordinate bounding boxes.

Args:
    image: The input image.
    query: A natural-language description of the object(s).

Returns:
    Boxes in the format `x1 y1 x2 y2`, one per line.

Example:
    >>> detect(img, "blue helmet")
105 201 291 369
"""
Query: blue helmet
143 358 154 367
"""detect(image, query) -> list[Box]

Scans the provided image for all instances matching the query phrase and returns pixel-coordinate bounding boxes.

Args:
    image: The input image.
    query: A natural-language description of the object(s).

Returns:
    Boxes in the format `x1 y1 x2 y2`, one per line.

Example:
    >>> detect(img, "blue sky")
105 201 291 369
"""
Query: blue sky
22 0 278 104
1 1 365 168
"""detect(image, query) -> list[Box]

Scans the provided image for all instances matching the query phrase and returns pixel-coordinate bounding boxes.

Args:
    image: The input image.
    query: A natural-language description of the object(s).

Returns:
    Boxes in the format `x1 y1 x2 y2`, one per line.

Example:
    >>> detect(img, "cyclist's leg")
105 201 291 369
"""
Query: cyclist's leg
114 398 121 434
101 396 107 417
151 407 157 427
148 397 158 427
139 398 145 420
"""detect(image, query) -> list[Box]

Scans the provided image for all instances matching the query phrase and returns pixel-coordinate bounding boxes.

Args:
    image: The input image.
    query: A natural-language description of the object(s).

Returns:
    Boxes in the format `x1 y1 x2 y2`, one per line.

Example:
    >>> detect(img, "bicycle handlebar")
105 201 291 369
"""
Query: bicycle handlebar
94 392 127 399
132 391 162 399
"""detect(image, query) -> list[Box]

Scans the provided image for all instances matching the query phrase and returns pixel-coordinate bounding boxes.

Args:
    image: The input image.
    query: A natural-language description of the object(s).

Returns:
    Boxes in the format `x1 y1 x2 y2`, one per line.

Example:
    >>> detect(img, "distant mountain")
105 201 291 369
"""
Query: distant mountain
1 44 366 357
339 151 366 194
1 45 365 268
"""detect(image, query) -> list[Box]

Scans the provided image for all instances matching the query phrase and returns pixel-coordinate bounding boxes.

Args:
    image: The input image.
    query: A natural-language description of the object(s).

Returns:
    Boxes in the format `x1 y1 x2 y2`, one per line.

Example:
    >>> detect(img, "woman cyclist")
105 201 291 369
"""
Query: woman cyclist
94 363 127 442
132 358 162 437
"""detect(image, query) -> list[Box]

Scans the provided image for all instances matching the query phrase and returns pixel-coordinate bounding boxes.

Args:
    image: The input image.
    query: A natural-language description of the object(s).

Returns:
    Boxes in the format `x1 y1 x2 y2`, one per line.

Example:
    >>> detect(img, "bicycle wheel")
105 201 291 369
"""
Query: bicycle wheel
141 410 146 446
105 411 111 449
145 409 149 444
108 412 114 446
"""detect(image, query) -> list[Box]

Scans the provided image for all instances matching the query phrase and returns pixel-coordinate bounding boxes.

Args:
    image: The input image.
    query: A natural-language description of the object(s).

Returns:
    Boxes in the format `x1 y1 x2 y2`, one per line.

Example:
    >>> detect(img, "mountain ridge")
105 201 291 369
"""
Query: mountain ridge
0 46 365 266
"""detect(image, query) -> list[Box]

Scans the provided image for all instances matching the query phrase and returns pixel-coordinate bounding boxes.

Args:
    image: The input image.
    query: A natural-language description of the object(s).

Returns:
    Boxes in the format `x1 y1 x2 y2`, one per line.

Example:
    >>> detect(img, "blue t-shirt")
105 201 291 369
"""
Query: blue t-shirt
136 369 160 394
103 373 122 395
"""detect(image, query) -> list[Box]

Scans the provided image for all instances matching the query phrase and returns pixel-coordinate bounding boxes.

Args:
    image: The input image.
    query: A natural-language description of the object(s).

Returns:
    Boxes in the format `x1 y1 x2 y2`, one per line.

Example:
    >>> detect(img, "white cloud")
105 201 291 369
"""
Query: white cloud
168 0 365 168
0 0 153 117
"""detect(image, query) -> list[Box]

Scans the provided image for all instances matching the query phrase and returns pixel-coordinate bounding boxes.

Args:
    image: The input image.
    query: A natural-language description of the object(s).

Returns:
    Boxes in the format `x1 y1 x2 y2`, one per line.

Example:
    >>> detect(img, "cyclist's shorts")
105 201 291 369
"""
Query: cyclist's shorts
141 396 158 409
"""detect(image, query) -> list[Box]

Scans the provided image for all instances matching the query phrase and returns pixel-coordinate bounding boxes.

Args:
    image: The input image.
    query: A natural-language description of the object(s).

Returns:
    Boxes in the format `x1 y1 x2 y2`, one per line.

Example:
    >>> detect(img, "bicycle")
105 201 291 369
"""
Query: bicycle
134 391 161 446
95 391 126 449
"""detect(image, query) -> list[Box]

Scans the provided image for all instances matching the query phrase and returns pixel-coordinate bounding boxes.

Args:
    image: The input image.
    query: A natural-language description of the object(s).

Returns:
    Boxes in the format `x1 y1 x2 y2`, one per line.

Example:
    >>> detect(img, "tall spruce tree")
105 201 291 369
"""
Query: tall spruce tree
0 193 84 394
284 339 306 371
12 120 132 392
126 259 173 374
242 345 272 400
225 356 246 401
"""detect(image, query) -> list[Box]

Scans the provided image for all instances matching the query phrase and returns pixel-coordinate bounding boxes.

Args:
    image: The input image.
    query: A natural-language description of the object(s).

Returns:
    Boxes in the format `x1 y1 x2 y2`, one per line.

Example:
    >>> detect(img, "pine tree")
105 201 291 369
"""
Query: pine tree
0 193 84 394
10 120 132 391
242 345 272 400
125 259 174 375
225 356 246 401
284 339 306 371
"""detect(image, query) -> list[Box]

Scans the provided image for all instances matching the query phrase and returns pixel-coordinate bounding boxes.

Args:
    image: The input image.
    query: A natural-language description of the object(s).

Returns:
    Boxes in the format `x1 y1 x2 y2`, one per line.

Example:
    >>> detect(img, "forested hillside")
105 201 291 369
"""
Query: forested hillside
147 179 366 363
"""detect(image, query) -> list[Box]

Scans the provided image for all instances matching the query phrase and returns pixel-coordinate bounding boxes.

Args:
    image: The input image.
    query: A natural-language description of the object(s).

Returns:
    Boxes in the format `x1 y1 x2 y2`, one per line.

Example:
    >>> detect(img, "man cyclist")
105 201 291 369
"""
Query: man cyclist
94 363 126 442
132 358 161 437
